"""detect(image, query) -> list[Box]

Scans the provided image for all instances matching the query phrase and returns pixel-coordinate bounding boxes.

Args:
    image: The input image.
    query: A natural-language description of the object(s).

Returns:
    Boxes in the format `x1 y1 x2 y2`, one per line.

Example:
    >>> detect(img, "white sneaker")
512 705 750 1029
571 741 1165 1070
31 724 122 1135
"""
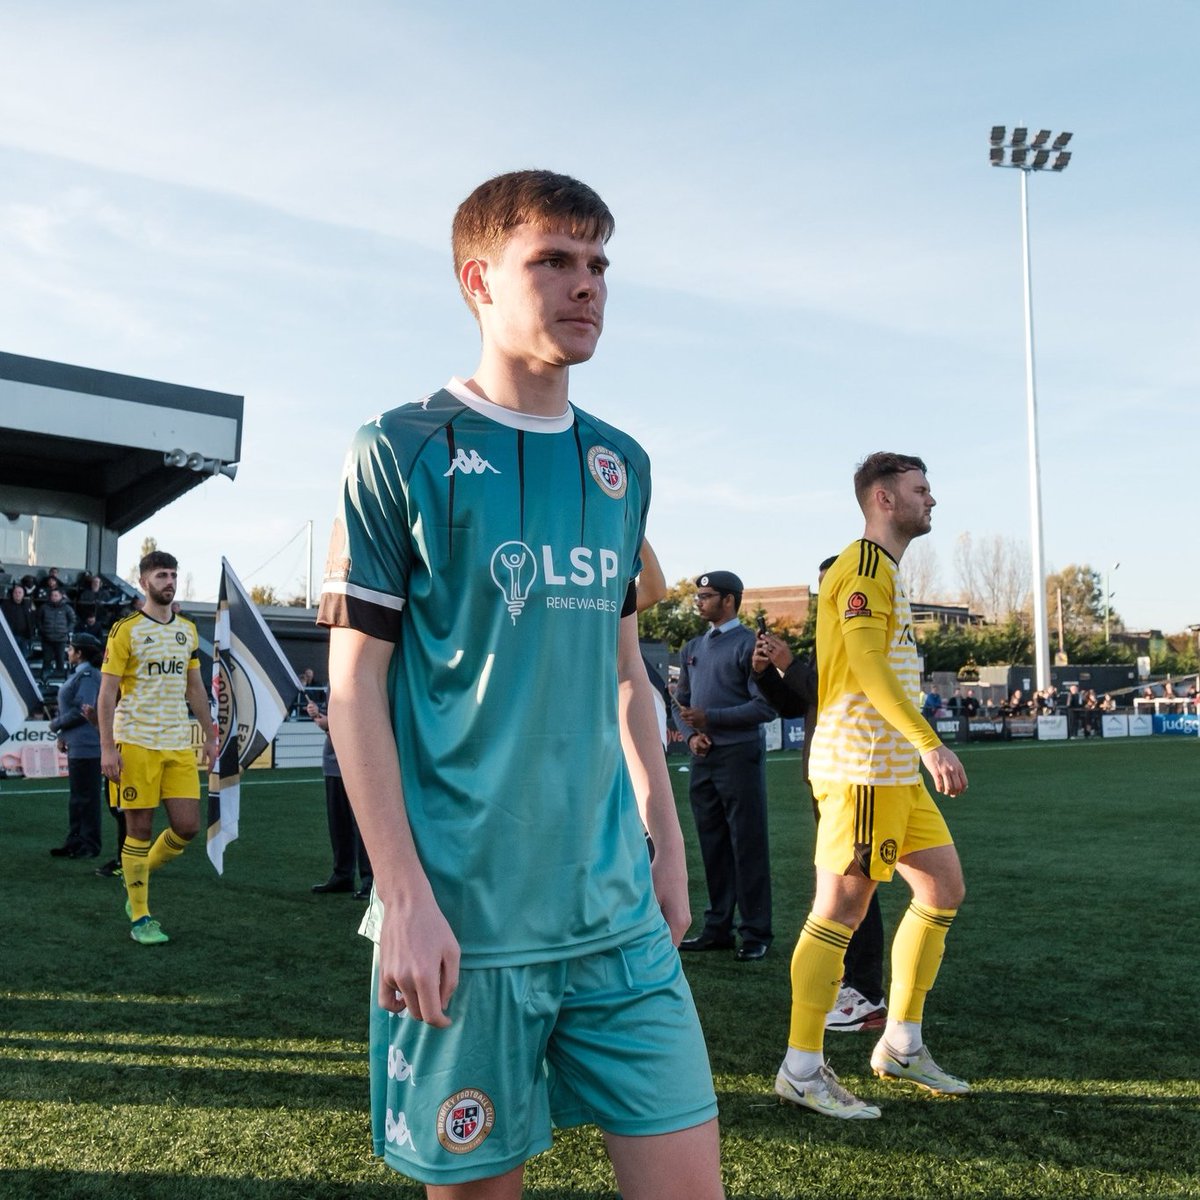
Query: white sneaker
870 1038 970 1095
775 1061 881 1120
825 985 888 1033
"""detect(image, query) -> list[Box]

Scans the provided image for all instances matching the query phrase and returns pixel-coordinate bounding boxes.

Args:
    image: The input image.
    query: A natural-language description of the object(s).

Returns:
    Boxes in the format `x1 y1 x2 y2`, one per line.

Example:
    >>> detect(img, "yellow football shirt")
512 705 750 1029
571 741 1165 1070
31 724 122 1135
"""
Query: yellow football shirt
808 538 940 786
103 612 201 751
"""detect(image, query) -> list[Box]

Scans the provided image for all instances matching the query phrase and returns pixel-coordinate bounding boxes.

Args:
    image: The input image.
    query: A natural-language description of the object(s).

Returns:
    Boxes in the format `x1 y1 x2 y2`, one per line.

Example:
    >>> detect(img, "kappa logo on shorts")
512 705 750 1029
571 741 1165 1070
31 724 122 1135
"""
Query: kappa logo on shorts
844 591 873 620
385 1108 415 1150
880 839 899 865
586 446 628 498
436 1088 495 1154
388 1046 415 1083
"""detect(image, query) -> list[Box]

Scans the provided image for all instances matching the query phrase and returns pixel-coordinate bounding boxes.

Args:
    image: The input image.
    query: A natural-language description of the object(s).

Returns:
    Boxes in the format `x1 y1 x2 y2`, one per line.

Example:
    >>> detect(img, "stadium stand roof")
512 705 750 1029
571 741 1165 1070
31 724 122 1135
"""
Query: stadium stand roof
0 350 243 536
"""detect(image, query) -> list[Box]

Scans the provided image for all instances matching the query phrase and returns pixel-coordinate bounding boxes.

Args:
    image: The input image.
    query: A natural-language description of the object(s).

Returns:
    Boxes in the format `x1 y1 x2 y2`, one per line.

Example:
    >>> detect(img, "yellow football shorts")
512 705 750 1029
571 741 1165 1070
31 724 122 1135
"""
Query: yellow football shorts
811 779 952 880
109 742 201 810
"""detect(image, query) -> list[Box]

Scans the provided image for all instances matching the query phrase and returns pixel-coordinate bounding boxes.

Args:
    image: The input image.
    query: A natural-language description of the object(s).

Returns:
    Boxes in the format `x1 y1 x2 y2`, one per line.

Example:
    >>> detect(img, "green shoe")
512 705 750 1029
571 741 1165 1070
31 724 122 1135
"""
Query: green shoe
124 897 132 920
130 916 169 945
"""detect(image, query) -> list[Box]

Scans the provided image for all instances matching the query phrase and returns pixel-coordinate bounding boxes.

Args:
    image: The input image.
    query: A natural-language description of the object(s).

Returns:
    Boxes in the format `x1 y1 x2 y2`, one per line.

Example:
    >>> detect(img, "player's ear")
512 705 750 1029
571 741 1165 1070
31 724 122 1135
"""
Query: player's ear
461 258 491 308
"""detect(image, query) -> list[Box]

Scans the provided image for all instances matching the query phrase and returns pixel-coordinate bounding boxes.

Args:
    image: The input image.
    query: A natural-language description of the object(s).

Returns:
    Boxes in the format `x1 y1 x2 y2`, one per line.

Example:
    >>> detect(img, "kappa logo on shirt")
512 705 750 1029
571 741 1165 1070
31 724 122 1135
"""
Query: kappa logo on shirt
444 449 500 477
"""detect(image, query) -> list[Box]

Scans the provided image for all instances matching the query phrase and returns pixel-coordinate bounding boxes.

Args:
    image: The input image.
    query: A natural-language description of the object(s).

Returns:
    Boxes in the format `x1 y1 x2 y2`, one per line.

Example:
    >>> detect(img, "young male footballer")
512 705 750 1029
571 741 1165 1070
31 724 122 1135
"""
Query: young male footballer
98 551 217 944
318 171 724 1199
775 452 971 1119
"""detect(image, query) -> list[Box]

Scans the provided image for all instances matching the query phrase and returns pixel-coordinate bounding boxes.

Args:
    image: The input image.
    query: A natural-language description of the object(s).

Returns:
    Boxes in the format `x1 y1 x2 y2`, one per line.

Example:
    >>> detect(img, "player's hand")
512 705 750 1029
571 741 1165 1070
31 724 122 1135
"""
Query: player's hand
922 745 968 797
101 746 123 783
650 848 692 946
376 891 461 1028
678 705 708 731
204 735 219 771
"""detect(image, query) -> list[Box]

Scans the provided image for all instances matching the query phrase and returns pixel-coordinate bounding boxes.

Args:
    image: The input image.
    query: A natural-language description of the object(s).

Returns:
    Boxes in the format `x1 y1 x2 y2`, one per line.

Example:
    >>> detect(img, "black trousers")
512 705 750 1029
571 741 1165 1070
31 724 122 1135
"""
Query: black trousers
688 739 772 946
65 756 103 855
325 774 372 885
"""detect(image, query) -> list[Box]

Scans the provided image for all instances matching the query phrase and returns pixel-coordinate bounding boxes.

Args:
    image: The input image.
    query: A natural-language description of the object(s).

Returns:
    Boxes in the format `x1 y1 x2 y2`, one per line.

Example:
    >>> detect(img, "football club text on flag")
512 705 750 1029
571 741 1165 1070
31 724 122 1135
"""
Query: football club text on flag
208 559 300 873
0 616 43 744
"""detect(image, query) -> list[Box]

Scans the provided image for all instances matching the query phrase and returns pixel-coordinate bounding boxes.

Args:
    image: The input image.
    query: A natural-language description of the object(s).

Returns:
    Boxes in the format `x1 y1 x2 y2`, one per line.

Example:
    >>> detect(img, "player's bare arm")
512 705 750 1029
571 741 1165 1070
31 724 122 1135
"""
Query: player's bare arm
616 614 691 945
326 626 460 1027
96 671 122 782
185 666 218 771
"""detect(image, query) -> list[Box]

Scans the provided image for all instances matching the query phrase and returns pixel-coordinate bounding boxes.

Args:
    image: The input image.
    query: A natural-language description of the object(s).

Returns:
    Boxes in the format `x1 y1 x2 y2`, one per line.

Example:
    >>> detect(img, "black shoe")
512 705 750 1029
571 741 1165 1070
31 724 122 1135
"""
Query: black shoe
311 878 354 894
49 845 75 858
736 943 769 962
680 933 736 952
95 859 121 877
353 885 372 900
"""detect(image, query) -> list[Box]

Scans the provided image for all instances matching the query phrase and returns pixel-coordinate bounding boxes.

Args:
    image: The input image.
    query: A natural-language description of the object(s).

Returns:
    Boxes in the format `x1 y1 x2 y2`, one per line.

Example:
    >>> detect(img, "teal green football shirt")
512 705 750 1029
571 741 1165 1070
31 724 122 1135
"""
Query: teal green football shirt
318 380 659 967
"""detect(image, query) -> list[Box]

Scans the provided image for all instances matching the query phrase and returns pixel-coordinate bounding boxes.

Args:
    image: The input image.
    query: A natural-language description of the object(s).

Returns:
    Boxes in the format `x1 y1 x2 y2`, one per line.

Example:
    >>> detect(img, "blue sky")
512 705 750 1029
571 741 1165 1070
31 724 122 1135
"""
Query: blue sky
1 1 1196 632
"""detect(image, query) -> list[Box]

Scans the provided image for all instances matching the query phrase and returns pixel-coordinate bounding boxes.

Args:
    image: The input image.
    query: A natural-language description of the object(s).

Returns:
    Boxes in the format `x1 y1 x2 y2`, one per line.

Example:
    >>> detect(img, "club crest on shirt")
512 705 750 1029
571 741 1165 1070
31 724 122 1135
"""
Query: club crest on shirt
587 446 627 499
844 591 872 620
436 1088 495 1154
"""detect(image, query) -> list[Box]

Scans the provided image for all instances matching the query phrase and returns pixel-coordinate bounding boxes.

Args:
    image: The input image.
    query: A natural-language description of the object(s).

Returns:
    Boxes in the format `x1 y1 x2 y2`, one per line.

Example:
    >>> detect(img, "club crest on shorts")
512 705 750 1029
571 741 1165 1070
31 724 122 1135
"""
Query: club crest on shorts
587 446 627 499
844 591 872 620
880 839 899 865
436 1088 495 1154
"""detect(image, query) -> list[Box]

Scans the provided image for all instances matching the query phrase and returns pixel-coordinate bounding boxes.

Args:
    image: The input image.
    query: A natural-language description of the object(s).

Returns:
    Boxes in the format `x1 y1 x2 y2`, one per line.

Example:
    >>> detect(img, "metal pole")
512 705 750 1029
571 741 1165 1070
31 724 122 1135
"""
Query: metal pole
1020 167 1051 691
305 520 313 609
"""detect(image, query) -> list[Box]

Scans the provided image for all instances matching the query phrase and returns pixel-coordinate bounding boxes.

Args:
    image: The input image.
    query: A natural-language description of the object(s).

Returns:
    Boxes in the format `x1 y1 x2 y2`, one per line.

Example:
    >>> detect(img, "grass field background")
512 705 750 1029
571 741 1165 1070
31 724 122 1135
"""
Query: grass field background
2 738 1197 1198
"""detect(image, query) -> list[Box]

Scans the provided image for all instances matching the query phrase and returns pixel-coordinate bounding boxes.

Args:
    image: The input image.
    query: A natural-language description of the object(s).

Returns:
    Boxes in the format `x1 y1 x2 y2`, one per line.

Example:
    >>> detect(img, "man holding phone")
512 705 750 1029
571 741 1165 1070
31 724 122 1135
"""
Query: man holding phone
674 571 776 961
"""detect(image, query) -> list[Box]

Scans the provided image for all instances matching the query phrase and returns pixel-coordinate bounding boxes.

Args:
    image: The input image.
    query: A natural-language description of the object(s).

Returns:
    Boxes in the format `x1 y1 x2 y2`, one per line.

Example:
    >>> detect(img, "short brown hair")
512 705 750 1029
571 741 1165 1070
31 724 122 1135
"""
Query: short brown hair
140 550 178 576
451 170 615 313
853 452 927 510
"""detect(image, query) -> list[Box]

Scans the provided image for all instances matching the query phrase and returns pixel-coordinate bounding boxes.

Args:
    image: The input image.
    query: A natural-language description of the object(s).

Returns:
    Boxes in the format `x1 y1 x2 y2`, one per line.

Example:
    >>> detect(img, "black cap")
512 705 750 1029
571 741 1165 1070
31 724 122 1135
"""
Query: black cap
69 631 104 651
695 570 744 596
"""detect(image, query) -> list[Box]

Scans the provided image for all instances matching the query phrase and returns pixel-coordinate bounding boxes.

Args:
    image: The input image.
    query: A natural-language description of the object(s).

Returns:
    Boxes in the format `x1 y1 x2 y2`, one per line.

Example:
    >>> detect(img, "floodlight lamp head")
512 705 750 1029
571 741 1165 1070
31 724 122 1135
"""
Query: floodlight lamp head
990 125 1006 145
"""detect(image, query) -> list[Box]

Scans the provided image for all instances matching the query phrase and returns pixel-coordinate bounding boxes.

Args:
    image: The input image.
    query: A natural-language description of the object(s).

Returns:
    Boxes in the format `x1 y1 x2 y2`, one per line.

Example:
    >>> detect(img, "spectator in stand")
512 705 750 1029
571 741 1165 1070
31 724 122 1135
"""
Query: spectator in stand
1065 684 1083 736
75 609 107 640
961 689 980 719
77 573 119 627
1 582 37 656
921 686 942 724
1082 689 1101 737
48 632 105 858
36 586 77 682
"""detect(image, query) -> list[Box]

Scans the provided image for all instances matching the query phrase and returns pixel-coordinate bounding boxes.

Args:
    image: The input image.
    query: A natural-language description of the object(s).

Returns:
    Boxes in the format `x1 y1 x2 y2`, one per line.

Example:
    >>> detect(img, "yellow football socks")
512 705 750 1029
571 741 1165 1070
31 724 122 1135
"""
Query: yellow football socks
147 829 188 873
889 901 957 1024
122 837 152 922
787 913 853 1052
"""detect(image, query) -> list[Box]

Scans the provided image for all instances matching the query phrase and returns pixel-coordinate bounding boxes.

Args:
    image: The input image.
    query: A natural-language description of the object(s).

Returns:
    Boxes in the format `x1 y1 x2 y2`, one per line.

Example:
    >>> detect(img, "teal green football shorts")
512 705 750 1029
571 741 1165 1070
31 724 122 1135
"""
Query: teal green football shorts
367 921 719 1186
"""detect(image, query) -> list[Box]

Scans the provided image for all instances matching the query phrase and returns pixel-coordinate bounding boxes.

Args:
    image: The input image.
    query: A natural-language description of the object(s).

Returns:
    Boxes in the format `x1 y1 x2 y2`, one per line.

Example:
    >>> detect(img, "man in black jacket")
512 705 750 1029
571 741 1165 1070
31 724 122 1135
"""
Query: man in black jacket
752 556 887 1032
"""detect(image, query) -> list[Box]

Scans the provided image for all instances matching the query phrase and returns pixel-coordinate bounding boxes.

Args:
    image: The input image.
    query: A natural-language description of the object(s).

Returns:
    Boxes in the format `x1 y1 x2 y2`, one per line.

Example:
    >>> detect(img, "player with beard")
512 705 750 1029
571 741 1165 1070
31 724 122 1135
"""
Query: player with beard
774 453 970 1119
98 551 217 944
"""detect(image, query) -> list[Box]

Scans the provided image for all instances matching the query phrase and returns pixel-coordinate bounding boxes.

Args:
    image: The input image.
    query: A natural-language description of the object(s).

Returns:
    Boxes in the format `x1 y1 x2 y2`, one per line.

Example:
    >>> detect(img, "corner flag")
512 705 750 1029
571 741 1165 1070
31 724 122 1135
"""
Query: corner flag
207 559 300 873
0 618 42 743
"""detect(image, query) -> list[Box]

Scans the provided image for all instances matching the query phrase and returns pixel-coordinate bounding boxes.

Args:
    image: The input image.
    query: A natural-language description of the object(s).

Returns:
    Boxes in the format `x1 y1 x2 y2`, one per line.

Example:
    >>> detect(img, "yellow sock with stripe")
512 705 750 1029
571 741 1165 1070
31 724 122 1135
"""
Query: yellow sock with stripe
122 837 152 922
786 913 853 1057
888 901 957 1033
147 829 188 873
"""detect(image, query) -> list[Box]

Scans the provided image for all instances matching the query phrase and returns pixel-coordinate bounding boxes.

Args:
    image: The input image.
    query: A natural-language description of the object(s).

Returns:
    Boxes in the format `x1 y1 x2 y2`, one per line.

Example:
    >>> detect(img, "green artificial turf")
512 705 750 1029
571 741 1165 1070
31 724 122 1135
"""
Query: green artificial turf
1 739 1197 1198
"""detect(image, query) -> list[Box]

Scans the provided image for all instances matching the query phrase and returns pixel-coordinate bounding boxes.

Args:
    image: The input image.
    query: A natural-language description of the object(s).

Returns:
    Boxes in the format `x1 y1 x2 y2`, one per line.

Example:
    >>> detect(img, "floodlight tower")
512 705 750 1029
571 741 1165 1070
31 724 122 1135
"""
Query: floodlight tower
989 125 1073 692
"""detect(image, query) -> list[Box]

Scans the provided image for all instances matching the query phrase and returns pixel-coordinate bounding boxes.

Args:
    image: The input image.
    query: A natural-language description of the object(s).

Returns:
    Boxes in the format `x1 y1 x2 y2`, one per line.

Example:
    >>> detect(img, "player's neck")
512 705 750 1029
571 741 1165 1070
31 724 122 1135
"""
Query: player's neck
465 356 570 418
861 521 908 563
141 600 172 623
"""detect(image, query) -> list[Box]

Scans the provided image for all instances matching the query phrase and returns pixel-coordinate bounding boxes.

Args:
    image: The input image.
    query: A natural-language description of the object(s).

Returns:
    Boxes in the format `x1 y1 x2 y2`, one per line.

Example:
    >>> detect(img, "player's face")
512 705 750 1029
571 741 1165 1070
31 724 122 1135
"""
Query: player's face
470 223 608 370
142 567 178 606
890 470 935 539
